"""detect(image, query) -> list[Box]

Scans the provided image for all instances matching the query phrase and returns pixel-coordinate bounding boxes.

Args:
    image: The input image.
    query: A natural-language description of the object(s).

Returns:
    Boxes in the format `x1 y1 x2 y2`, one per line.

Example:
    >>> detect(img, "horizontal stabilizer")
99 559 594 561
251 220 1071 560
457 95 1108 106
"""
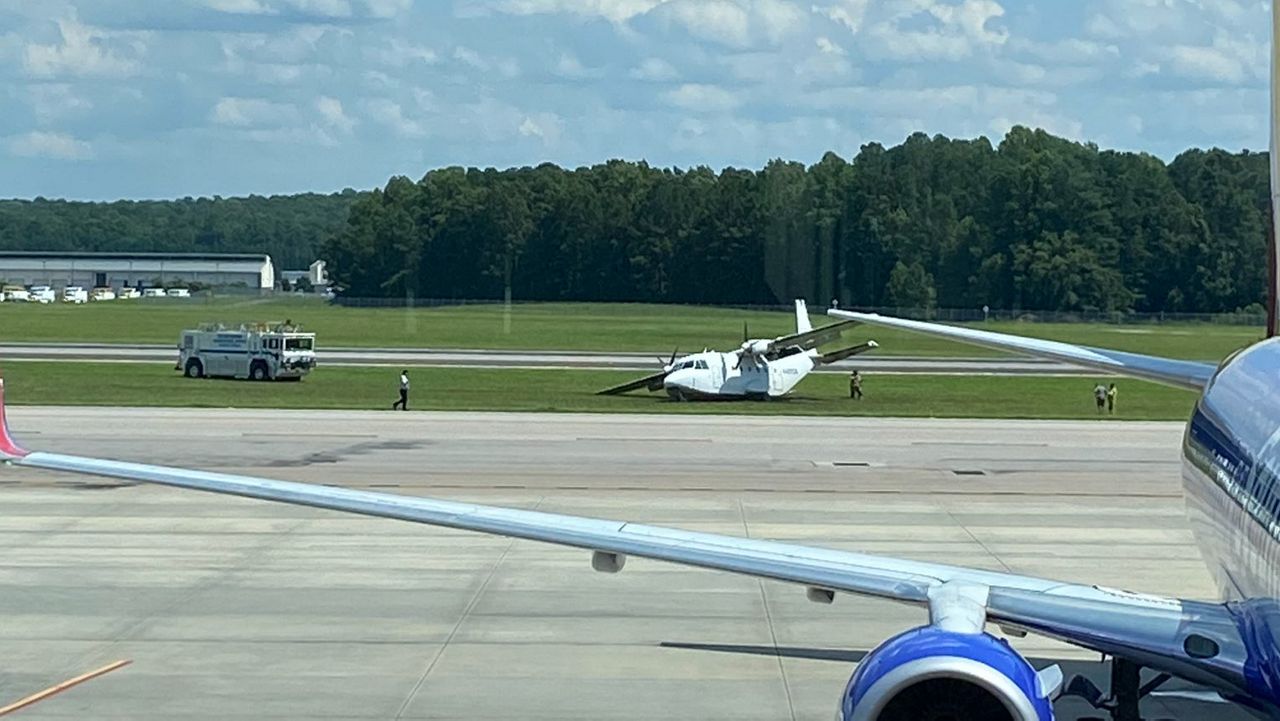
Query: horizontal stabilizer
818 341 879 365
597 371 667 396
827 311 1215 391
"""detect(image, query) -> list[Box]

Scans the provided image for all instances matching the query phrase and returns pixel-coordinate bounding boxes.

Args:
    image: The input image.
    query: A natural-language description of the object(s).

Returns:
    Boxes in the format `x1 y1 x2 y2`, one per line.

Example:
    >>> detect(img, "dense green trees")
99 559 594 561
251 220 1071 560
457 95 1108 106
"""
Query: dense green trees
0 191 359 271
0 127 1272 312
324 128 1272 312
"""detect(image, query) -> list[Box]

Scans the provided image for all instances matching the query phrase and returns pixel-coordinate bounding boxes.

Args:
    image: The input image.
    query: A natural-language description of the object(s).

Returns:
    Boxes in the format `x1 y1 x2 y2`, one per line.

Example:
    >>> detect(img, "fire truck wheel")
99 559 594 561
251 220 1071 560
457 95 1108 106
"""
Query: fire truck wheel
250 361 270 381
184 359 204 379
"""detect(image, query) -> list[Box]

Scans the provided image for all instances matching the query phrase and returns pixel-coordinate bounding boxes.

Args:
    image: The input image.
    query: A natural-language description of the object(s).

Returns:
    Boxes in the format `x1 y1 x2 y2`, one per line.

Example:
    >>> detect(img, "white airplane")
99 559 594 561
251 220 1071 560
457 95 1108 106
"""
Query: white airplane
598 299 878 400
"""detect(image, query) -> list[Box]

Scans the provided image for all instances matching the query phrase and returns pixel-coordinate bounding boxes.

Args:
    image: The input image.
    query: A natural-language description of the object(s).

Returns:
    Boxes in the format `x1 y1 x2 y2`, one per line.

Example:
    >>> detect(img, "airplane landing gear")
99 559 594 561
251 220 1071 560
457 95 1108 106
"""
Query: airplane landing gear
1063 657 1171 721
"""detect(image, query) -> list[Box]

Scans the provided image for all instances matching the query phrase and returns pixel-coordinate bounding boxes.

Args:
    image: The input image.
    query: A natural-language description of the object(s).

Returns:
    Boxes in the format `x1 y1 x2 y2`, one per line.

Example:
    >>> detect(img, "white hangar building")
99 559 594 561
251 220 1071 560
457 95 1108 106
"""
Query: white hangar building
0 252 275 291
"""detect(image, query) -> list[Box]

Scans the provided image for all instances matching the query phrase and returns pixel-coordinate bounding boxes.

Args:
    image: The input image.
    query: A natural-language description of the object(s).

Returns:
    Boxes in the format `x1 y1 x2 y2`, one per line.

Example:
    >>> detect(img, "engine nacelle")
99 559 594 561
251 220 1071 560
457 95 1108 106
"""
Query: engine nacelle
742 339 773 357
839 625 1058 721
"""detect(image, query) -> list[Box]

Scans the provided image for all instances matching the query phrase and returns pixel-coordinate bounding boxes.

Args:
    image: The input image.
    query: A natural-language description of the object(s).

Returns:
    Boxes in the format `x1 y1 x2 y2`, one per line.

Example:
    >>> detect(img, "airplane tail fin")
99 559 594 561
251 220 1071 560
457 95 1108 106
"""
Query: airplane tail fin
794 299 812 334
0 379 30 460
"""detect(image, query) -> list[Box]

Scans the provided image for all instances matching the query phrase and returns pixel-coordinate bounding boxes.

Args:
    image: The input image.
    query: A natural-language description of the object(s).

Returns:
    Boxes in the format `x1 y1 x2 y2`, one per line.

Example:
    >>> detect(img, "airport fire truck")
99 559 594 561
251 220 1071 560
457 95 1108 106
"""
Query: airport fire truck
177 323 316 381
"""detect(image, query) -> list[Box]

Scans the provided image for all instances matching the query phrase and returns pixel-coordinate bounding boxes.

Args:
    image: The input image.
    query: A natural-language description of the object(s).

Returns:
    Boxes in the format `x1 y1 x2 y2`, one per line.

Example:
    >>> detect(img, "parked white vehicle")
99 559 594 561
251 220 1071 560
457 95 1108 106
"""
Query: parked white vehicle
90 287 116 301
166 288 191 298
177 323 316 381
3 287 30 302
117 287 141 299
27 286 55 303
62 286 88 304
142 288 167 298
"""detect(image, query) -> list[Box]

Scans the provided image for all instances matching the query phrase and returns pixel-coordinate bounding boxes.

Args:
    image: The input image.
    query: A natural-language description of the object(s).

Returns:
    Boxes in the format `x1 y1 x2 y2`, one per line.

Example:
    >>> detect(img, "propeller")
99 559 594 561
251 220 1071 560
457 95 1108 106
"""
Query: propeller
656 347 679 370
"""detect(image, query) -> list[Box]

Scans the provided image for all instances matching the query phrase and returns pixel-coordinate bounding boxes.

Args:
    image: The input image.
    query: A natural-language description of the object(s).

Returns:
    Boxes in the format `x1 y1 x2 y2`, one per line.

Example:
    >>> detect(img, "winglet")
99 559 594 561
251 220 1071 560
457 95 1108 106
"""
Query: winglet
0 378 30 459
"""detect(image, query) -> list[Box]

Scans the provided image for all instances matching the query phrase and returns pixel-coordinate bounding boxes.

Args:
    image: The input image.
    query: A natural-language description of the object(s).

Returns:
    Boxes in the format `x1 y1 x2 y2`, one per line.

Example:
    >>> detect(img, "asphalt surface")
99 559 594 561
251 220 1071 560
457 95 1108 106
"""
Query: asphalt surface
0 410 1248 720
0 342 1092 375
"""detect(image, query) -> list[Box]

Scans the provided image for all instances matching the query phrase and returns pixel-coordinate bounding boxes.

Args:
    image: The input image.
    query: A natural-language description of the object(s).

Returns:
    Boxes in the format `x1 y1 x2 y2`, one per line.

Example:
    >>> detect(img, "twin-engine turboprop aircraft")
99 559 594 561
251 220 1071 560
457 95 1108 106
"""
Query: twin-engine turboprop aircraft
597 299 878 400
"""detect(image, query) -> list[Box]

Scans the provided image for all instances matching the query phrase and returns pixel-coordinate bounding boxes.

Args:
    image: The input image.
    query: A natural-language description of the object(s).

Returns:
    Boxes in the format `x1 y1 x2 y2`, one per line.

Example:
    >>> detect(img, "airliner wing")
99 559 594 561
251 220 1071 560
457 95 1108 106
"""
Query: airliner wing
0 383 1250 700
827 310 1216 391
773 319 861 352
597 370 667 395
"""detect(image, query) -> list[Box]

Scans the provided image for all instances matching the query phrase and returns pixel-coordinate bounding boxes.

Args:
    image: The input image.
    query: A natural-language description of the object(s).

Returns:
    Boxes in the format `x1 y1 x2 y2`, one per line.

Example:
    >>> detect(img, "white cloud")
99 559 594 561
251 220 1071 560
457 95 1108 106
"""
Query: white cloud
630 57 679 81
364 98 425 137
8 131 93 160
555 52 599 79
211 97 298 127
518 112 564 145
24 17 144 79
651 0 806 48
662 83 741 112
453 45 521 77
371 39 437 67
481 0 670 23
815 36 845 55
28 84 93 124
316 96 356 132
1166 44 1245 84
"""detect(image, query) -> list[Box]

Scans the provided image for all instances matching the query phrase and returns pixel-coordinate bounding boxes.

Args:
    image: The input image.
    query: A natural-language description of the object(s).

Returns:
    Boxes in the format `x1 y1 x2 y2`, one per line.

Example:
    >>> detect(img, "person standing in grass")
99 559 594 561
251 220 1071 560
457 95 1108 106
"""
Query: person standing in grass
849 370 863 400
1107 383 1118 415
393 370 410 411
1093 383 1107 414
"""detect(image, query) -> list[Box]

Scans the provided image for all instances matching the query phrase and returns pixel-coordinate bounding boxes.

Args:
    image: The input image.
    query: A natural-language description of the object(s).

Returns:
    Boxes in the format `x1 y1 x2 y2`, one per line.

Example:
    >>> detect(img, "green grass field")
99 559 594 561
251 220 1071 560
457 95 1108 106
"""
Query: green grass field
0 361 1197 421
0 297 1264 360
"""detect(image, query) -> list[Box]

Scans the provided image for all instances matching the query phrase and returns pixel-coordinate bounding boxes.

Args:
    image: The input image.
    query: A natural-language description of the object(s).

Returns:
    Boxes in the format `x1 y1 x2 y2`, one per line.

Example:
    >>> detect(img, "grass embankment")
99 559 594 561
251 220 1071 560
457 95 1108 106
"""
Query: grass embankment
0 361 1197 421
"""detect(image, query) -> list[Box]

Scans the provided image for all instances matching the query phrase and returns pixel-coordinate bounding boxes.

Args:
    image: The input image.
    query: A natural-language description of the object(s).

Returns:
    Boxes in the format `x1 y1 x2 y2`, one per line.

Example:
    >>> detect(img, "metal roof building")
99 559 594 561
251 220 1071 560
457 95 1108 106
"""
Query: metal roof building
0 252 274 290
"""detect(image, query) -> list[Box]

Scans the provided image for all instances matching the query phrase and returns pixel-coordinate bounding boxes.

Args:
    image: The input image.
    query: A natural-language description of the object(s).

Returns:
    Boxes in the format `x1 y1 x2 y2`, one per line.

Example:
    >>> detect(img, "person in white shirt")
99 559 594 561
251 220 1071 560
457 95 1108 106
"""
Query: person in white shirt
393 370 410 411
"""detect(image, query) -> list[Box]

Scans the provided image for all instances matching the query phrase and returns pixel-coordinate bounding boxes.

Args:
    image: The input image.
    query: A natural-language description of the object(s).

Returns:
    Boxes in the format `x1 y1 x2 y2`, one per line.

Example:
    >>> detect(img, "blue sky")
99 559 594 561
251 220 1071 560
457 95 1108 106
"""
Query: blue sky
0 0 1271 200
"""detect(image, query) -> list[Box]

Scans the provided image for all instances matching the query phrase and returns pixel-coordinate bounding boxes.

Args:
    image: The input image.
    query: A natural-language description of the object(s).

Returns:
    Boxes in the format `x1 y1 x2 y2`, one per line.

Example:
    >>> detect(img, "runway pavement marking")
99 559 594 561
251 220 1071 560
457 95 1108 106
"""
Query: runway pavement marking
0 659 131 716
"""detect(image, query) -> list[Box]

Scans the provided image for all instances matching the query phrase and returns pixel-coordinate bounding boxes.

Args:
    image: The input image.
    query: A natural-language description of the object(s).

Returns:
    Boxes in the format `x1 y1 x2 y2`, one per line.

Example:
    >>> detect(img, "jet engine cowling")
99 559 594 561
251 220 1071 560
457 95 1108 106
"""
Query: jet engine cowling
839 625 1058 721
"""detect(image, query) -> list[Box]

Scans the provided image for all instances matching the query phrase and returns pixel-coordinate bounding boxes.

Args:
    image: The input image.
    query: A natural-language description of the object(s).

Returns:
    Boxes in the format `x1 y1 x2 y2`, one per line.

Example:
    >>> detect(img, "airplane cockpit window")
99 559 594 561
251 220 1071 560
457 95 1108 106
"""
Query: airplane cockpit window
695 360 708 369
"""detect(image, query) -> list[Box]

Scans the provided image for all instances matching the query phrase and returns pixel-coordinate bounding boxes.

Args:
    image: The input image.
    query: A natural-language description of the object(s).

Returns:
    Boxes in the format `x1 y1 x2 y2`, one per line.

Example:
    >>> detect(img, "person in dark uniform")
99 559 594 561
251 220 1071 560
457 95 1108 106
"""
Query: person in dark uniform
392 370 410 411
1093 383 1107 414
849 370 863 400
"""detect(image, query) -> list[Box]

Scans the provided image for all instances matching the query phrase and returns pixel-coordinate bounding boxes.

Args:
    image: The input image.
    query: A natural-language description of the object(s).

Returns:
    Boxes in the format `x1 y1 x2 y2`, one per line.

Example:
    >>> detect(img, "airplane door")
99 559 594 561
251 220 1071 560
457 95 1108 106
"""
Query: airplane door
769 365 783 394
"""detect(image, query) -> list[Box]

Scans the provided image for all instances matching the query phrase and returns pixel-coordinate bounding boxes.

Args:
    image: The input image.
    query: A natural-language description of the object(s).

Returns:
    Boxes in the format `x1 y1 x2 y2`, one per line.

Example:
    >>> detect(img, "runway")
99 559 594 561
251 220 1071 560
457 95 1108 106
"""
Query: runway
0 409 1247 720
0 342 1091 375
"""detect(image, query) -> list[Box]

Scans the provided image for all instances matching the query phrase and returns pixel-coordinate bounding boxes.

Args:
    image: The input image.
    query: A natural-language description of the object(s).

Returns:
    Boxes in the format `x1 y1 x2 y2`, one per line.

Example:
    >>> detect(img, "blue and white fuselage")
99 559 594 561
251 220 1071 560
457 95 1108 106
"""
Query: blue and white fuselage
1183 338 1280 708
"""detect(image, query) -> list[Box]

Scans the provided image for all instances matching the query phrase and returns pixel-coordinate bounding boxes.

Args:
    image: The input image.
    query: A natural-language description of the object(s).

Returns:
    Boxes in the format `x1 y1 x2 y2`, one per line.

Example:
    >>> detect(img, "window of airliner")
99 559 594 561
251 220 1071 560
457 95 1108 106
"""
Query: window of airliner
695 360 708 369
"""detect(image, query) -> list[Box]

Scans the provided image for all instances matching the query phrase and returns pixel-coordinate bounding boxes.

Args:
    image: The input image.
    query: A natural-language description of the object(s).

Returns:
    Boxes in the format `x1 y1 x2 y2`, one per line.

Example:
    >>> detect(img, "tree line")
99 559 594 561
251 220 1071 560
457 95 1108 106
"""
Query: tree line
324 127 1271 313
0 191 359 271
0 126 1271 313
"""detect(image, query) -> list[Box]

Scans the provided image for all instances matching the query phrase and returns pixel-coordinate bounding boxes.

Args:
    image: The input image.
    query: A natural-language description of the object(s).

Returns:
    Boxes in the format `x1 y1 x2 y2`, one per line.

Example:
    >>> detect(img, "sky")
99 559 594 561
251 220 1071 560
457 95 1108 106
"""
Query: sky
0 0 1272 200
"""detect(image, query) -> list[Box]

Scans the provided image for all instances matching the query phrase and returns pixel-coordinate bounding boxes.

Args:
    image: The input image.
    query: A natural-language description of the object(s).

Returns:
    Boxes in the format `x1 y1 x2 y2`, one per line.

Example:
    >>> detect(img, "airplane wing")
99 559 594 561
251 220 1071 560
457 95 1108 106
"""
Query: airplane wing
827 310 1216 391
0 381 1251 699
771 319 861 353
596 370 667 396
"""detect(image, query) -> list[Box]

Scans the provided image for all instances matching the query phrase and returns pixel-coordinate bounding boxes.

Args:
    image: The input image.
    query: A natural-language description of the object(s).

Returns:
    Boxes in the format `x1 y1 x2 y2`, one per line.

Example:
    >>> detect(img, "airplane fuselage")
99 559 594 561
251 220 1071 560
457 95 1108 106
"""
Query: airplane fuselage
1181 337 1280 709
661 349 817 400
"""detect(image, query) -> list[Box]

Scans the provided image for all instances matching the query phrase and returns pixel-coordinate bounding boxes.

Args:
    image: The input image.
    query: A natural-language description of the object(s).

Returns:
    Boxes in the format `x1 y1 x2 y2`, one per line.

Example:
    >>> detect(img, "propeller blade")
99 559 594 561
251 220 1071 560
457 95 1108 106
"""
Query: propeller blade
742 322 748 343
669 347 679 366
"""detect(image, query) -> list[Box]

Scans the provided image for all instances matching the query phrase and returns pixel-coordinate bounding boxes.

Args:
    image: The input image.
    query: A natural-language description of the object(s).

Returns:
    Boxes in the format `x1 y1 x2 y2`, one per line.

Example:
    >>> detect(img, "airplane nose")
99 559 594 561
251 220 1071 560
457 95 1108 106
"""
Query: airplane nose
663 371 695 400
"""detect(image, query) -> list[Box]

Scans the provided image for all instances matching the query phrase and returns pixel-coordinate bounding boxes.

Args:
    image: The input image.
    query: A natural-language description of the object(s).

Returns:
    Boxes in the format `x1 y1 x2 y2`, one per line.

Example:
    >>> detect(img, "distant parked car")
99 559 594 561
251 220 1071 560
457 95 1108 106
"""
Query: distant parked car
117 287 141 299
166 287 191 298
4 286 30 302
28 285 55 303
90 287 116 301
62 286 88 304
142 288 167 298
